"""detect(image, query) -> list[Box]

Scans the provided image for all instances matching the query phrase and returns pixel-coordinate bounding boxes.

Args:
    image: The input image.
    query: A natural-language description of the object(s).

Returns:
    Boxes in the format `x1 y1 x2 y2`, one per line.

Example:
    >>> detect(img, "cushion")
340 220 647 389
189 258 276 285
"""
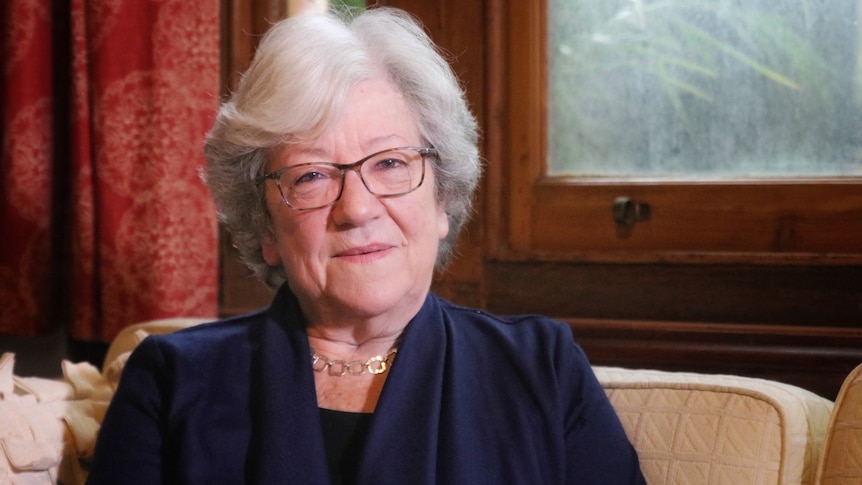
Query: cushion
594 367 834 485
0 318 210 485
102 317 211 374
816 363 862 484
0 354 105 485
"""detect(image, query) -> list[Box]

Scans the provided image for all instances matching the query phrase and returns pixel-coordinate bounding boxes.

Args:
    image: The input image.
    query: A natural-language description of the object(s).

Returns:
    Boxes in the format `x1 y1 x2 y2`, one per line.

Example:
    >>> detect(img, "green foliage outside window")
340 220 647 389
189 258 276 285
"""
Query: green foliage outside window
331 0 366 10
549 0 862 177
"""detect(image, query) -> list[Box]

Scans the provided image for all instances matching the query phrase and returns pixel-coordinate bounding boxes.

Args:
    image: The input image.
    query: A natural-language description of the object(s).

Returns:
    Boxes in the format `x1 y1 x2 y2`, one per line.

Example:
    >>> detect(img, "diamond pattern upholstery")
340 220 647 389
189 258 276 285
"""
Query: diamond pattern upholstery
816 363 862 485
595 367 834 485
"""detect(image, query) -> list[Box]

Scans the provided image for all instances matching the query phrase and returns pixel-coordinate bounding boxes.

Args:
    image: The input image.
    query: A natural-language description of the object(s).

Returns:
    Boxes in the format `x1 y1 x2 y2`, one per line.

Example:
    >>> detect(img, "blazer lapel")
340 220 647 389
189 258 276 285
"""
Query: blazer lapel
246 288 331 484
355 295 447 484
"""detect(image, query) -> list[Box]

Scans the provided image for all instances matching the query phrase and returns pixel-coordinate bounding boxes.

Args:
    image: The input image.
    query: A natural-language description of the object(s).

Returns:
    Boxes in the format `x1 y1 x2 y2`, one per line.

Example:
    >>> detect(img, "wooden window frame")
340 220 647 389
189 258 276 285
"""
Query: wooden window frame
491 0 862 266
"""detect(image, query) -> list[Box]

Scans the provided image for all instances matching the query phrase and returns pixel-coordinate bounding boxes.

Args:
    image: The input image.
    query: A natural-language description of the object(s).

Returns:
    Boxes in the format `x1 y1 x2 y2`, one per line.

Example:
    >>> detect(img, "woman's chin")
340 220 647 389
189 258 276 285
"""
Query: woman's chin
322 285 426 323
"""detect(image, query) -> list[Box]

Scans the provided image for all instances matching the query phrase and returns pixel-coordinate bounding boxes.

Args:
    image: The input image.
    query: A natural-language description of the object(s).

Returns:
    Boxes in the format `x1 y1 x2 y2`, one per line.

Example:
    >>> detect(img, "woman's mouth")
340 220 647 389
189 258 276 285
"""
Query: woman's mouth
336 244 392 259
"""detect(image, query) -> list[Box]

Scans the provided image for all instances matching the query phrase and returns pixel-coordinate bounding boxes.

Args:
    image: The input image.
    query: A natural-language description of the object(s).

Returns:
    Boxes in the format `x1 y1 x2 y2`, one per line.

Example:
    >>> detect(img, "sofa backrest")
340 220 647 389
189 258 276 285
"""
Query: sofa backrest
594 366 834 485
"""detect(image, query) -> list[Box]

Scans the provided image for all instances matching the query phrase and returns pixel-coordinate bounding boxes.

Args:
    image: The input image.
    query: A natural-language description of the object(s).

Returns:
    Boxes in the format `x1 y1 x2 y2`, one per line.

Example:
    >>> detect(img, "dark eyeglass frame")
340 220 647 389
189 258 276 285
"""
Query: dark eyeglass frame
259 146 438 211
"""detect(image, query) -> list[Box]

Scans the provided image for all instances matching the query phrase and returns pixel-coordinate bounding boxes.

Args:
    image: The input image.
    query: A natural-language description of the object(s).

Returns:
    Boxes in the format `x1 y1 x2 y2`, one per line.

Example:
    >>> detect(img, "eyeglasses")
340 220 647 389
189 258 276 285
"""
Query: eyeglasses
260 146 437 211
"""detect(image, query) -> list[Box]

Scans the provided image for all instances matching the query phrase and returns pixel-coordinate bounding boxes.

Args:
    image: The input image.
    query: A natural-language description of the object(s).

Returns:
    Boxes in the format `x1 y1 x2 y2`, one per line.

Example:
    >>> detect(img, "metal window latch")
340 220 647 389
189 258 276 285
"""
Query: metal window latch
612 196 651 227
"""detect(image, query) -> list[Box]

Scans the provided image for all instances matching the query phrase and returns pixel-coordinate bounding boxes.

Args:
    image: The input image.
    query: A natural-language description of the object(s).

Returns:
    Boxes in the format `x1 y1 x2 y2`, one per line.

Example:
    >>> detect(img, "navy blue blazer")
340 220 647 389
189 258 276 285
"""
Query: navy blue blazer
87 286 644 484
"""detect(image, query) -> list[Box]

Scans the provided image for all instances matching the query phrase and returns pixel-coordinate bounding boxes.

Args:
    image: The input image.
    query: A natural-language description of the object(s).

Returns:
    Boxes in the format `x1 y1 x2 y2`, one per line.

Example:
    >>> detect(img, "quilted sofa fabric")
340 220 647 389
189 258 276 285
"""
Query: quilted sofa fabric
594 367 834 485
0 320 849 485
816 363 862 484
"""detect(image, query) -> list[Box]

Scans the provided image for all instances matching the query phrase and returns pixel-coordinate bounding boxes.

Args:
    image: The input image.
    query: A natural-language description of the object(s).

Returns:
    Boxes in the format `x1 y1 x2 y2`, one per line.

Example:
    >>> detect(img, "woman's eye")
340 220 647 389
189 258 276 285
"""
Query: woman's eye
375 157 408 170
292 169 331 185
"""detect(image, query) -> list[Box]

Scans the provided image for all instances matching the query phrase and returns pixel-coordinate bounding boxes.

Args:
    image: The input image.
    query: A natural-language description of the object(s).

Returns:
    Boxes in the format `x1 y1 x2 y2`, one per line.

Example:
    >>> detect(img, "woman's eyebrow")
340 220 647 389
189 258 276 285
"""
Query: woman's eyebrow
285 147 332 164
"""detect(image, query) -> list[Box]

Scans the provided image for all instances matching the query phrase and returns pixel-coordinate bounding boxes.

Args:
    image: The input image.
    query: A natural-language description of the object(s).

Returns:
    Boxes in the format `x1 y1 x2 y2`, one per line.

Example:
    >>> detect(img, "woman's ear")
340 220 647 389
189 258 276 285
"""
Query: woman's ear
436 203 450 241
261 230 282 266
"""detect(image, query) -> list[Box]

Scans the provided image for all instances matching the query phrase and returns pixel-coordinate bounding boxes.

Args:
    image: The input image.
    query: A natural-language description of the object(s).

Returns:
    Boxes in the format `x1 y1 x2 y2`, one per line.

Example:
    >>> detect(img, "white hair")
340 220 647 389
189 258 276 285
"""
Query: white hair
204 7 481 287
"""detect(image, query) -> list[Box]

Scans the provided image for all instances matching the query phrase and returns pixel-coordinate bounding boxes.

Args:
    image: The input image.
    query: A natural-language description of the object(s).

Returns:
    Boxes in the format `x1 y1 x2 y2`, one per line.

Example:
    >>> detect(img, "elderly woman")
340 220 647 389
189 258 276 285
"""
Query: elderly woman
87 7 644 485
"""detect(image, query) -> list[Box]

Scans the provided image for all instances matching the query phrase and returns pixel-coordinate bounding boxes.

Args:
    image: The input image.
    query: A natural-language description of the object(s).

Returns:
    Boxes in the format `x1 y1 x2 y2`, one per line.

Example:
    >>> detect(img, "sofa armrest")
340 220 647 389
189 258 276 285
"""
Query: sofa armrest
816 362 862 484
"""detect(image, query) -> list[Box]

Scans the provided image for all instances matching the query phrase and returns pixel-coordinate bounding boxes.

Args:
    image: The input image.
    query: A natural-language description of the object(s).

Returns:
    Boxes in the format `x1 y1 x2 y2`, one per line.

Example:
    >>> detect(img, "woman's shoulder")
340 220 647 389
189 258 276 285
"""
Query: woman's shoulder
432 295 582 363
130 310 270 370
154 311 262 343
426 295 596 393
436 296 571 337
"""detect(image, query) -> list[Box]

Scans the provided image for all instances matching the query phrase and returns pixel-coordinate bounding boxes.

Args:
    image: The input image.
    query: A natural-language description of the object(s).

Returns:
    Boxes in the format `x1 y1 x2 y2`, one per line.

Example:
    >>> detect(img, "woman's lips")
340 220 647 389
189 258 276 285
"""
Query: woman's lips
335 243 392 258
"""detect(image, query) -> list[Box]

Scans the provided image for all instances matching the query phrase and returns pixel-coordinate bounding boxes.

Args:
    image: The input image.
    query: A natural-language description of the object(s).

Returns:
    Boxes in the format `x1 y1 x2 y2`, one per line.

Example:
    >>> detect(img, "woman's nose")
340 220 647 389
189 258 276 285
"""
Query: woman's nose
331 170 384 225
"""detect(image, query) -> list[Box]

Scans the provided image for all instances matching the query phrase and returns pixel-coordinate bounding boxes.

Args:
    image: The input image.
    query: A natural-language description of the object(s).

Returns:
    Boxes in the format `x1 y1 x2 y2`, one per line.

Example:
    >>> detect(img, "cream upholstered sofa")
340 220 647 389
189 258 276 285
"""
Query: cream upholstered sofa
594 367 835 484
0 318 860 485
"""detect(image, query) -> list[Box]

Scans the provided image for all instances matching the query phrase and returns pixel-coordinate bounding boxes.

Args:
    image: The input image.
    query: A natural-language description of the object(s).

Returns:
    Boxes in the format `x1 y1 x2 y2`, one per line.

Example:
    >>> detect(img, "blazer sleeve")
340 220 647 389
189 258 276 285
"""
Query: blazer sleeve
556 329 646 484
86 337 169 485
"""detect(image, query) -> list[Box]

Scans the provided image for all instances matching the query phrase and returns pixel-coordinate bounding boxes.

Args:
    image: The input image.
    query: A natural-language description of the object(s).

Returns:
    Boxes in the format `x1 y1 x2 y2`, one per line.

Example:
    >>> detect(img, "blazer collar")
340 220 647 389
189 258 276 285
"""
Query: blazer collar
247 285 447 484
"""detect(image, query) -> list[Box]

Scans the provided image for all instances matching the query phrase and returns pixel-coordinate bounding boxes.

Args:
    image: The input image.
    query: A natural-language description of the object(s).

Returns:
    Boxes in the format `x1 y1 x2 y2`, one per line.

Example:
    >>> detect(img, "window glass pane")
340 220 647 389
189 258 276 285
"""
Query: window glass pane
330 0 365 9
548 0 862 177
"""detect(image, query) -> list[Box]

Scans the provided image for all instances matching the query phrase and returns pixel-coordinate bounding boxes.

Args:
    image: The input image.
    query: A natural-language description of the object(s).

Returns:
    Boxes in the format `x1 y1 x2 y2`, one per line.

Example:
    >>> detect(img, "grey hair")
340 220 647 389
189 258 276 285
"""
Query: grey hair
203 7 481 288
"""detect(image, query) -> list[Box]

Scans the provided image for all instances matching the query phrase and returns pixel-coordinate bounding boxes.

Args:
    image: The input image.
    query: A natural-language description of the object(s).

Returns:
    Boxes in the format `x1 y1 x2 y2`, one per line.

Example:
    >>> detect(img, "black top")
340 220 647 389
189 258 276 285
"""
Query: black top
319 408 374 484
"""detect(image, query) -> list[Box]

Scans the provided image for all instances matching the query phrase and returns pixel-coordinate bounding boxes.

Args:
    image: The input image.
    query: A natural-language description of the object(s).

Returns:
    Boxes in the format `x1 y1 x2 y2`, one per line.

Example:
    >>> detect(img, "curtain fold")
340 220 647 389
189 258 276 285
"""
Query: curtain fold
2 0 219 342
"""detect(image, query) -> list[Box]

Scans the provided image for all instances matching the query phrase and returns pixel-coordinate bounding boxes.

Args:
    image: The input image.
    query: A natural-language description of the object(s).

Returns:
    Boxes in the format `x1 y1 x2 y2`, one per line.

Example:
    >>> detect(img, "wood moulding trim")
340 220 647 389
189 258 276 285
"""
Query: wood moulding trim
487 248 862 267
567 318 862 399
568 318 862 344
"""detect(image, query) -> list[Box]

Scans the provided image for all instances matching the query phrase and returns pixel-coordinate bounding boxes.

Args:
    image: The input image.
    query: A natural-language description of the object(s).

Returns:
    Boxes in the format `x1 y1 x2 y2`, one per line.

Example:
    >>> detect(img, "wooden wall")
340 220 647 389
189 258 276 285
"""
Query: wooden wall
219 0 862 399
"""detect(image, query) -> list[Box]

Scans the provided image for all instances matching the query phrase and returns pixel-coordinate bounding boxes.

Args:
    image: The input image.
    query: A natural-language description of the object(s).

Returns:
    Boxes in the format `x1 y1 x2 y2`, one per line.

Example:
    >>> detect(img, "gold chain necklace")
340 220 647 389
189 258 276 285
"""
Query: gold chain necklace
310 347 398 376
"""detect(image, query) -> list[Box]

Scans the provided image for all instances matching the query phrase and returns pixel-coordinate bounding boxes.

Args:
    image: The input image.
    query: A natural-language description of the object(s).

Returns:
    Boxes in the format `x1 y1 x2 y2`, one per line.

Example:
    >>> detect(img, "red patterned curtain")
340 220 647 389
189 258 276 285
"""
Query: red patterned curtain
1 0 219 341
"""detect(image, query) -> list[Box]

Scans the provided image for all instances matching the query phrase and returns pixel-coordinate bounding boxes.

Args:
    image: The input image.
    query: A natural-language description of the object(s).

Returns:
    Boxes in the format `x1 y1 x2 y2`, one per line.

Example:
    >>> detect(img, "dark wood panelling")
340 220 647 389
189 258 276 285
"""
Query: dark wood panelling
219 237 274 316
485 262 862 398
486 262 862 326
381 0 489 308
217 0 287 317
